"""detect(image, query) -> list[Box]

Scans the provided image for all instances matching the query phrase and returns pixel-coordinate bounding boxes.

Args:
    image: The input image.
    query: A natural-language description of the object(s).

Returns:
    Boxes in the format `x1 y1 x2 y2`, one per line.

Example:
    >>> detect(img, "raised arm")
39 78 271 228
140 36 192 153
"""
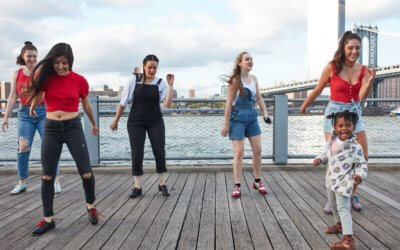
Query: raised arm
2 70 18 131
359 67 376 100
300 64 332 113
162 74 174 108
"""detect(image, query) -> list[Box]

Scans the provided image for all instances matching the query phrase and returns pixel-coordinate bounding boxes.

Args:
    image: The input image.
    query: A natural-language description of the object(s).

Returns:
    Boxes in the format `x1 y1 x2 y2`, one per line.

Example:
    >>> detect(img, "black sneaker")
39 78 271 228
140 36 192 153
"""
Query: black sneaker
129 188 142 198
158 185 170 196
87 207 99 225
32 218 55 235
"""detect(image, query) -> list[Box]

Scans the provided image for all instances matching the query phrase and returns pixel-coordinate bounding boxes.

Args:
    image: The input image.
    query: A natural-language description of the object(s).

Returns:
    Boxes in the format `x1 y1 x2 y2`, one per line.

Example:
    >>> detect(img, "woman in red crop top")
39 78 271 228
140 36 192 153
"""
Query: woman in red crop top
300 31 376 249
1 41 62 195
29 43 100 235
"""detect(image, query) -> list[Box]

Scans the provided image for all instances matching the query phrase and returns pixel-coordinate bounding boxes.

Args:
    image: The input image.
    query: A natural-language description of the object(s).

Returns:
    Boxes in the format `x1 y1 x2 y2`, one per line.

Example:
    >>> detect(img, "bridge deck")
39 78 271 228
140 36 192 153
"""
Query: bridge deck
0 170 400 249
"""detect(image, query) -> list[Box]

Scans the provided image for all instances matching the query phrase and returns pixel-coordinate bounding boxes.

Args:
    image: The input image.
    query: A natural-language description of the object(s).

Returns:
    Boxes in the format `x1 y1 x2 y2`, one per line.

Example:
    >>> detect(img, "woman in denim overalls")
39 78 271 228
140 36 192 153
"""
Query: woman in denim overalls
300 31 376 216
222 52 270 198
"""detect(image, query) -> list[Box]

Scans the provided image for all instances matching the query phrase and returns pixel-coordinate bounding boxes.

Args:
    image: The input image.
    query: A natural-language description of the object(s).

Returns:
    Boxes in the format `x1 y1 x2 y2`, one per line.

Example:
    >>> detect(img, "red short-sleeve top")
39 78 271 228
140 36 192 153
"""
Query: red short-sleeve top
41 71 89 112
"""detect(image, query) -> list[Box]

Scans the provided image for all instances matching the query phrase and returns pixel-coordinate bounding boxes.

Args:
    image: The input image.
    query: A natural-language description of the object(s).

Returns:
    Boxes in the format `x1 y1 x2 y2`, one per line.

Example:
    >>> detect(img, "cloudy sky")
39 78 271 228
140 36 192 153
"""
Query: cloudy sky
1 0 399 97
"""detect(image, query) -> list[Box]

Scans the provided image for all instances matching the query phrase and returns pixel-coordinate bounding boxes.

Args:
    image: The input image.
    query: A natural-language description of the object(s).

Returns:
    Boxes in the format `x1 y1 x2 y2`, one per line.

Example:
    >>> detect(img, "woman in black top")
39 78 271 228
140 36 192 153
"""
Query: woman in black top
110 54 174 198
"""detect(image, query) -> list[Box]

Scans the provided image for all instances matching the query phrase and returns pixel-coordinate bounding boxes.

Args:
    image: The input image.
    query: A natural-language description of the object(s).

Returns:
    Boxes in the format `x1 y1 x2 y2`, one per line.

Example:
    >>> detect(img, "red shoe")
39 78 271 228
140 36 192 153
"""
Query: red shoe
231 186 241 198
253 181 268 195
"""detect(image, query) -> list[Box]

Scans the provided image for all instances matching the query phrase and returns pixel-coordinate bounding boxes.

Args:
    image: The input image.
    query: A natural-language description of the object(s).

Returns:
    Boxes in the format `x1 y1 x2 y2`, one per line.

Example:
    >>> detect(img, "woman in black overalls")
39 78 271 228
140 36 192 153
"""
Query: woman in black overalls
110 55 174 198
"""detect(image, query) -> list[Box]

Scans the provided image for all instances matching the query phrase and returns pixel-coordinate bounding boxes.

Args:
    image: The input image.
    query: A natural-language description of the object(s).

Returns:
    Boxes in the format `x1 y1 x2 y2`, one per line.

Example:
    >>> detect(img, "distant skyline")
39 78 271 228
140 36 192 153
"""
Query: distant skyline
0 0 400 97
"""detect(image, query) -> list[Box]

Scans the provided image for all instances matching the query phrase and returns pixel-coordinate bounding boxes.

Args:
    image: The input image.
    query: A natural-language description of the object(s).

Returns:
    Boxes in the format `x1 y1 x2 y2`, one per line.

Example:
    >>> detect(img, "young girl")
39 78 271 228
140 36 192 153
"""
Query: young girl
221 52 270 198
301 31 376 212
313 110 368 250
110 54 174 198
29 43 99 235
1 41 62 195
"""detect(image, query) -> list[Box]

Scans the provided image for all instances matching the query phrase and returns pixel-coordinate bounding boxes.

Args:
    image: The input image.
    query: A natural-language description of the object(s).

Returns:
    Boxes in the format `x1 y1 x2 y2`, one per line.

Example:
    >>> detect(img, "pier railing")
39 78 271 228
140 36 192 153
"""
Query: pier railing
1 96 399 165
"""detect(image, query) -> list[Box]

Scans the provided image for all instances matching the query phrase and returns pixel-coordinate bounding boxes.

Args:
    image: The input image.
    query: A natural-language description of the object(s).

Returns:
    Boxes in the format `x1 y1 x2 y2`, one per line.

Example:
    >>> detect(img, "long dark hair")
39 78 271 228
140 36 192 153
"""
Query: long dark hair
327 110 359 127
330 31 361 74
30 43 74 99
16 41 37 66
142 54 159 83
225 51 248 97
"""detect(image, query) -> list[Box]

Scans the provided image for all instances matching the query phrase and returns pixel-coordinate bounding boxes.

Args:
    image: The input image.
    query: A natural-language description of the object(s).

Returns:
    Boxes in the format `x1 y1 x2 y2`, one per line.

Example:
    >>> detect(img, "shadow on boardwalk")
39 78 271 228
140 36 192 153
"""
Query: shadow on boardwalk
0 169 400 249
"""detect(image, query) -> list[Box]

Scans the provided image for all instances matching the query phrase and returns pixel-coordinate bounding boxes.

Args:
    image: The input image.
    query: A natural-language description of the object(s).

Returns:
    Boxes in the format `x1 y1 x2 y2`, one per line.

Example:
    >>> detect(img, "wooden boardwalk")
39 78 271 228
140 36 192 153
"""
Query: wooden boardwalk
0 170 400 249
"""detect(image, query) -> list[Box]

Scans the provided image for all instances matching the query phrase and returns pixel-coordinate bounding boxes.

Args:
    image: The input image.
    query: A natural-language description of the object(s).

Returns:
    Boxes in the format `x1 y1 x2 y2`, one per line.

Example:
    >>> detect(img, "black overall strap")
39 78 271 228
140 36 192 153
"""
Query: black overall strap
156 78 162 85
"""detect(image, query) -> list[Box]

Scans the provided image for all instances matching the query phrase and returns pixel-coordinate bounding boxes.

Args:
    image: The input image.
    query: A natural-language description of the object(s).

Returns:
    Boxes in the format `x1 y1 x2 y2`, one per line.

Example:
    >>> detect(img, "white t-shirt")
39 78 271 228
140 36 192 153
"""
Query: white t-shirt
233 77 257 105
120 76 169 107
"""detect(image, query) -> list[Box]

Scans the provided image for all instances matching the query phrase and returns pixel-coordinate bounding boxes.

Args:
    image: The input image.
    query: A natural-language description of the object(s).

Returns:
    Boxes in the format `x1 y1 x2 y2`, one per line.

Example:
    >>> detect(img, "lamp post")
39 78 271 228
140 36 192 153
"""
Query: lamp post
133 66 143 83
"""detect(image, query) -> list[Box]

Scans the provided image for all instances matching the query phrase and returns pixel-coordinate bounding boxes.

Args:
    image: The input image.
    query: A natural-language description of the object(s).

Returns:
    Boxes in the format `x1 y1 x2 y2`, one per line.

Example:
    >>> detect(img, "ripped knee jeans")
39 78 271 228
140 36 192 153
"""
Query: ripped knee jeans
41 117 95 216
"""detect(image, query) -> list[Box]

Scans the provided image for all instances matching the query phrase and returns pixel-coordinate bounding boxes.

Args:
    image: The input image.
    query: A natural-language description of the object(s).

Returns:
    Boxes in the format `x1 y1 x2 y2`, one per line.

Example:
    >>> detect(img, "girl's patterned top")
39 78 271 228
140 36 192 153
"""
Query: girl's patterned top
315 134 368 197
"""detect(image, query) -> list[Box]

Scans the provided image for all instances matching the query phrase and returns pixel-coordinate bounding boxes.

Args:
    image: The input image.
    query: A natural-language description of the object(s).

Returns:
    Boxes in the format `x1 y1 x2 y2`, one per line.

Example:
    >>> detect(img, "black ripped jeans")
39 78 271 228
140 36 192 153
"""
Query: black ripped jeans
41 116 95 217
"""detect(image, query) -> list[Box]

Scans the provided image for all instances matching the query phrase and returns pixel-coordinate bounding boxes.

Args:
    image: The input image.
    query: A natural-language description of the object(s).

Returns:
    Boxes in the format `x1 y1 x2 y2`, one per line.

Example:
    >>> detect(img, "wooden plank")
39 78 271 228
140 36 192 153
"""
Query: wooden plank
306 171 390 249
243 171 292 250
117 173 180 250
138 173 189 249
214 172 234 250
238 171 273 250
157 173 198 249
89 173 160 250
197 172 216 250
83 173 160 249
177 172 206 250
0 174 116 250
288 171 368 250
30 174 130 250
268 171 327 249
260 171 311 250
276 171 341 245
62 174 136 249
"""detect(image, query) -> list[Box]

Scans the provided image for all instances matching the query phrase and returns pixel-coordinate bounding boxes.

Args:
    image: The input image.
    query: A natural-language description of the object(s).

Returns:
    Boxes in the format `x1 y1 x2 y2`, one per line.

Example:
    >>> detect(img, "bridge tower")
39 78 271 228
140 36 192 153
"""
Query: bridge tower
353 25 380 103
353 25 379 68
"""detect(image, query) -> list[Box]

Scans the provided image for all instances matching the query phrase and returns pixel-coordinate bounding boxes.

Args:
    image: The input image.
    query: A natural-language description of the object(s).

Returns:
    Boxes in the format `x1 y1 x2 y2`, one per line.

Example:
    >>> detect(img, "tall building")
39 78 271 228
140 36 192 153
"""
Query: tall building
307 0 345 79
0 81 11 110
172 89 178 99
188 89 195 98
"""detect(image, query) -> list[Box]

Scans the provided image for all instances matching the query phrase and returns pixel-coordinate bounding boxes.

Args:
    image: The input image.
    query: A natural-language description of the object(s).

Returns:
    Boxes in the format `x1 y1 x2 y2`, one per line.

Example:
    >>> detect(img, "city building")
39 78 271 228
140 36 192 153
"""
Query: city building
221 84 228 98
0 81 11 110
89 84 119 97
173 89 178 99
188 89 195 98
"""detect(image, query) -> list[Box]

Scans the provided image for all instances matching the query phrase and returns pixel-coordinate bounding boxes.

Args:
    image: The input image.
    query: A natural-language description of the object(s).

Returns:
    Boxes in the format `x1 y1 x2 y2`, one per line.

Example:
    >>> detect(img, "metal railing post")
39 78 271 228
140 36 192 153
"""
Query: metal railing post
84 94 100 166
273 95 288 164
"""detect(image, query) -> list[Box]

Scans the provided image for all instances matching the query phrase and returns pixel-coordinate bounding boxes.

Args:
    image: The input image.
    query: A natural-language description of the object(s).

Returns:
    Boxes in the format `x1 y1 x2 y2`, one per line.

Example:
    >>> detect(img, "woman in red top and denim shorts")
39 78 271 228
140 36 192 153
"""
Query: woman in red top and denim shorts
29 43 100 235
300 31 376 248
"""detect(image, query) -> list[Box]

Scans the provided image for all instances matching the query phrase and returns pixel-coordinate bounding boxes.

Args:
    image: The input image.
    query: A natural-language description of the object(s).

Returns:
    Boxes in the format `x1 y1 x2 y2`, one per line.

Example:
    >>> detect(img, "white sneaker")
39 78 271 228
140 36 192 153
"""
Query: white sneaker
10 184 26 195
54 181 61 194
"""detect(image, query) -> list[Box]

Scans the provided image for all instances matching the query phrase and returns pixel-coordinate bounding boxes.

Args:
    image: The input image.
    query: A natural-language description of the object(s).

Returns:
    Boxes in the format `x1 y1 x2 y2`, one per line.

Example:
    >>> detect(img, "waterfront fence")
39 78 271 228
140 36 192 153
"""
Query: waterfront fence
1 96 399 165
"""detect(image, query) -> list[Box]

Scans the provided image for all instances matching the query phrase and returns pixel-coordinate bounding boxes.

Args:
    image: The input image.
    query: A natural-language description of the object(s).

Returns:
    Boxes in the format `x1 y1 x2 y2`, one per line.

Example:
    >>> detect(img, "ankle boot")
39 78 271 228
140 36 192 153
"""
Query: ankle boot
158 184 170 196
329 235 355 250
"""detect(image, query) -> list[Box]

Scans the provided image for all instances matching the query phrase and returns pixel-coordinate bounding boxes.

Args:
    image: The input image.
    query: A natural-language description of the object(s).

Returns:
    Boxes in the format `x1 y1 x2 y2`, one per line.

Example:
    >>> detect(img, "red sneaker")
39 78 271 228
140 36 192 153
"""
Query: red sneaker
253 181 268 195
231 186 241 198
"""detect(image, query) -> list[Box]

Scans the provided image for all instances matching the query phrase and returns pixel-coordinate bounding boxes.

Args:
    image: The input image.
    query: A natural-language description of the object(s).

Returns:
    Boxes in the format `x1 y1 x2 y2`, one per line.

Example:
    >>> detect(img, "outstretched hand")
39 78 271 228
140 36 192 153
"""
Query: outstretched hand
313 158 321 167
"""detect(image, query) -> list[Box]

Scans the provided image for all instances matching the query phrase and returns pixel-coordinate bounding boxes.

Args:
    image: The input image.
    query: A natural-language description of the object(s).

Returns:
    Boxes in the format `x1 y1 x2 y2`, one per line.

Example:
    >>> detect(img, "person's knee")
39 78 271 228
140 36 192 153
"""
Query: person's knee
18 137 30 153
234 150 244 159
252 147 262 156
82 172 93 179
42 175 54 181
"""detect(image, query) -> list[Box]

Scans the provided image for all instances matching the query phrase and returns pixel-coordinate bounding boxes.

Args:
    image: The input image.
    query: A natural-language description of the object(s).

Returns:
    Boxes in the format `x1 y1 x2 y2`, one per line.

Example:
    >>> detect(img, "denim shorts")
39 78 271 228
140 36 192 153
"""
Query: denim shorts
229 108 261 140
323 100 365 134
